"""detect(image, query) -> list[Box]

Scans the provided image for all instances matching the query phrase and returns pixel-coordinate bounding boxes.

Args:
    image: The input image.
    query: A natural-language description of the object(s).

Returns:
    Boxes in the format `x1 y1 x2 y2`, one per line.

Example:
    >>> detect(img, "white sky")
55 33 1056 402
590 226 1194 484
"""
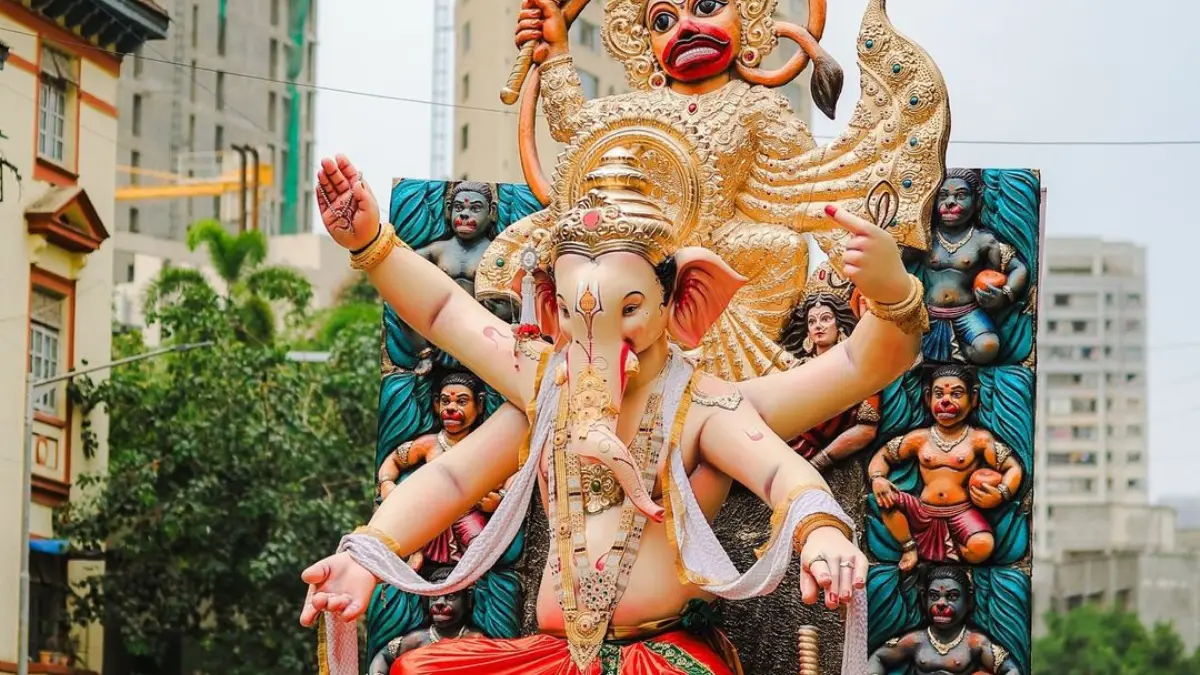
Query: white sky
314 0 1200 500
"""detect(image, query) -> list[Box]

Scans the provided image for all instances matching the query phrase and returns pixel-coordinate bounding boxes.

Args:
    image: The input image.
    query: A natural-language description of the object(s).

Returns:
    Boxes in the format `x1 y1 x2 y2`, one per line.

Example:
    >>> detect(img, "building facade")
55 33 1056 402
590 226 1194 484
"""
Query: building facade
0 1 168 672
1034 237 1149 558
451 1 812 183
113 0 317 245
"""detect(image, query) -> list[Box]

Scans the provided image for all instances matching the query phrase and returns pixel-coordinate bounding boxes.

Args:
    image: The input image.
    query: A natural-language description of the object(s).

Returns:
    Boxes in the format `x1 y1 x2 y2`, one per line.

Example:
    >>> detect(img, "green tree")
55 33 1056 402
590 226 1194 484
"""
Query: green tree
1034 604 1200 675
60 259 379 674
147 219 313 345
310 272 381 350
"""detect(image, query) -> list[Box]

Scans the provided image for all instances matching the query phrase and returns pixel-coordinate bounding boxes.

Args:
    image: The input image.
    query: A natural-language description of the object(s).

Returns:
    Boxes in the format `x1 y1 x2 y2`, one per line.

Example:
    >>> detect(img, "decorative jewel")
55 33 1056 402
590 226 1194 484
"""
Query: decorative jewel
739 46 761 67
909 137 919 147
932 425 970 453
927 627 967 656
909 95 920 106
579 461 623 514
902 178 913 189
436 430 454 455
865 38 875 49
936 225 976 254
648 69 667 89
893 63 902 73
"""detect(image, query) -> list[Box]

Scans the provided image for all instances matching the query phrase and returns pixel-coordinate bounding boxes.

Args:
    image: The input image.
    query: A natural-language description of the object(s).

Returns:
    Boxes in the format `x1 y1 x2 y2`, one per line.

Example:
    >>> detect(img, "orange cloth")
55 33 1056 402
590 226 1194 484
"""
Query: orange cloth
393 630 736 675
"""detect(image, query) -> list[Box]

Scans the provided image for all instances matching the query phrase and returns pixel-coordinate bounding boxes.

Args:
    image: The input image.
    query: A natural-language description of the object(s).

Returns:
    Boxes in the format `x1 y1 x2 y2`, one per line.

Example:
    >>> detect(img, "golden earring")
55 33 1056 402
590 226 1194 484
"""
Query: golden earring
802 337 814 353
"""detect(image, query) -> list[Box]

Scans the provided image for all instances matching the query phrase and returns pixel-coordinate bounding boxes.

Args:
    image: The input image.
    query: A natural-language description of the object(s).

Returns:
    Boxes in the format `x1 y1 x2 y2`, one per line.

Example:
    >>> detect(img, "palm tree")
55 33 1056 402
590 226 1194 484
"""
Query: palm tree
145 219 313 345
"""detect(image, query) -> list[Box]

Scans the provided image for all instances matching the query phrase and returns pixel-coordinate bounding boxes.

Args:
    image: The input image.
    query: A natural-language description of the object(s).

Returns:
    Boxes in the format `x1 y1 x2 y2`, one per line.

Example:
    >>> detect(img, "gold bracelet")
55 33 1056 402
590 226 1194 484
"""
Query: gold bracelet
350 222 410 271
792 513 853 556
353 525 406 557
865 274 930 336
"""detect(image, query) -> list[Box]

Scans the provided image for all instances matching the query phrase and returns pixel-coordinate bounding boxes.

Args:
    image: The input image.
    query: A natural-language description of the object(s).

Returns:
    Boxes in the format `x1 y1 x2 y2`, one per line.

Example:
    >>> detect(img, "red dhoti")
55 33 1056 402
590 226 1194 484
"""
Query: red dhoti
423 509 489 564
891 491 991 561
393 630 737 675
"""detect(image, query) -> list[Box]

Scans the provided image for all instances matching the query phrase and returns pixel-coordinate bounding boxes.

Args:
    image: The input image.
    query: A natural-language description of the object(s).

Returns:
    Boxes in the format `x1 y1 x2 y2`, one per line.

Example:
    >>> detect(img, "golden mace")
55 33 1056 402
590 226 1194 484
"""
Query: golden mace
798 625 821 675
500 0 592 105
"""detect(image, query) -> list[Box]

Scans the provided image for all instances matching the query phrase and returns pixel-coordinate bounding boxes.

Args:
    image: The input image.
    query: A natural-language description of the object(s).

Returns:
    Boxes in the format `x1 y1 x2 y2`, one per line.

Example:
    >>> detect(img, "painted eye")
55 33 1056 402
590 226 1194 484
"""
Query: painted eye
693 0 725 17
650 10 676 32
623 304 640 317
560 307 570 319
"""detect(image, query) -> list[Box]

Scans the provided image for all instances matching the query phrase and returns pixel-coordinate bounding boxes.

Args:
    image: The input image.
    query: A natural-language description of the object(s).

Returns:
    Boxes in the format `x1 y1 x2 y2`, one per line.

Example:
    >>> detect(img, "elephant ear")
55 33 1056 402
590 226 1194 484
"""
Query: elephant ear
509 267 562 346
668 247 747 350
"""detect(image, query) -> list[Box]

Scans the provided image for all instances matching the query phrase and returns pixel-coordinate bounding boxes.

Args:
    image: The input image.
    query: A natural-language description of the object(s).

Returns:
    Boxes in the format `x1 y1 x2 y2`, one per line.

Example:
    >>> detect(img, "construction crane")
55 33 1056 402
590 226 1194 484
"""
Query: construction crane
116 151 274 233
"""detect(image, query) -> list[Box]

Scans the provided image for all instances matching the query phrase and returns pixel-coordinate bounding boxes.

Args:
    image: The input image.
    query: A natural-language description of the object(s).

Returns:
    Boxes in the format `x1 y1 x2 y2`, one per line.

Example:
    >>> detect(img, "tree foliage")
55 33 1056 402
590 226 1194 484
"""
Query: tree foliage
146 219 314 345
1034 605 1200 675
59 237 378 675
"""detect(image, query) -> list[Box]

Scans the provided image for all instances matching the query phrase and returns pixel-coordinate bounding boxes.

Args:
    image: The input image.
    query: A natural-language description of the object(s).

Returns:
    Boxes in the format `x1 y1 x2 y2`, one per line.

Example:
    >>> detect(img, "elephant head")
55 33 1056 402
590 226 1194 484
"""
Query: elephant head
516 147 746 521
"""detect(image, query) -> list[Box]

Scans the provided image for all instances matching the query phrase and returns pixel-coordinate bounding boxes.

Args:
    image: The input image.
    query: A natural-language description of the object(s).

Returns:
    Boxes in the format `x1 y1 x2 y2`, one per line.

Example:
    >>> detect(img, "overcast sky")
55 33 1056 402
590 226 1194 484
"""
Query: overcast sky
314 1 1199 500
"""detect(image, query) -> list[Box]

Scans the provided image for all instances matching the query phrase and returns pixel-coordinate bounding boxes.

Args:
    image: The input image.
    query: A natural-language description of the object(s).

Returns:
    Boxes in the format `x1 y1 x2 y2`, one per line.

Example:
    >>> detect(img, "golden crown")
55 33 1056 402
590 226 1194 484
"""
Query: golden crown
549 147 678 268
804 261 854 303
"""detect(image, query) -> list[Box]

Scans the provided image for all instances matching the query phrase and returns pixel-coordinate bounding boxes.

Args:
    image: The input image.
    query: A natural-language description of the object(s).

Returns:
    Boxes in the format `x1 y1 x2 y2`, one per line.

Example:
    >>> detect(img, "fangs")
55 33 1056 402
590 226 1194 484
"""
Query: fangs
675 46 721 67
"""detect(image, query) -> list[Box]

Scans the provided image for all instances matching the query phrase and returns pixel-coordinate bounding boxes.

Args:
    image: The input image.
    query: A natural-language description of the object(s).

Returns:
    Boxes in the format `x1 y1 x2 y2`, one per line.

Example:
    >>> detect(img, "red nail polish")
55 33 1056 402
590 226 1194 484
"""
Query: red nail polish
824 205 838 217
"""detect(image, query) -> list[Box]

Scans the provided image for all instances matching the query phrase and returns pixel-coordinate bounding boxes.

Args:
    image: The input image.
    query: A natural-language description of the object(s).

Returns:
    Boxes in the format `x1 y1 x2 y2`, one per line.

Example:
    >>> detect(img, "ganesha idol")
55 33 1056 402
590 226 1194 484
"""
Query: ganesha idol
474 0 951 381
301 146 931 675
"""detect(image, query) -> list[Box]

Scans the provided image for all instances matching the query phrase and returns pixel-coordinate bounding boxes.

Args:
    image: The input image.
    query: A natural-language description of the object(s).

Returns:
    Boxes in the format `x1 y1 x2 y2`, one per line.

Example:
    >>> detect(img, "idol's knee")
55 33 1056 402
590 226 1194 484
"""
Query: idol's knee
965 333 1000 364
961 532 995 564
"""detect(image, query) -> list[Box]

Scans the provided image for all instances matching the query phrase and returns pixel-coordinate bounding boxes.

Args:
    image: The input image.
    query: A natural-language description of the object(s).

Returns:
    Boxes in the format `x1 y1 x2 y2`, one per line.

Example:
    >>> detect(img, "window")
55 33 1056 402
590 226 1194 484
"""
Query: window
28 552 68 661
190 60 197 102
461 124 469 151
461 73 470 101
217 10 227 56
271 0 280 25
1127 424 1143 437
29 290 64 414
216 71 226 110
38 48 74 164
1071 320 1088 334
133 48 144 77
131 94 143 137
572 19 600 50
1053 294 1069 307
268 92 278 132
126 263 136 283
191 3 199 48
188 114 196 152
462 22 471 53
306 92 314 132
1127 478 1145 491
270 39 279 78
1048 397 1071 415
307 43 315 80
129 207 140 233
214 124 224 152
1127 293 1142 307
130 150 141 185
1046 320 1058 333
1048 452 1096 466
1128 452 1143 464
578 69 599 100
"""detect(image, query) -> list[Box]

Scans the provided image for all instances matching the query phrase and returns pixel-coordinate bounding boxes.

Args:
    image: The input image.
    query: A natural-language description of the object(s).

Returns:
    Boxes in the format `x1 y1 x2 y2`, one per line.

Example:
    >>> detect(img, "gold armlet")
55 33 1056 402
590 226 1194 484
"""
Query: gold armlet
792 514 853 555
350 222 410 271
865 274 930 336
540 53 574 71
353 525 406 557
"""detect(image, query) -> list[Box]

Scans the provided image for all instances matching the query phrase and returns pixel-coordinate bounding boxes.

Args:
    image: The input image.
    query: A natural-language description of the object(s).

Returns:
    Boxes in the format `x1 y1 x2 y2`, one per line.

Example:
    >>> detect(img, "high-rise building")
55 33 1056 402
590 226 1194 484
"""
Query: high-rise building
1033 236 1149 558
0 1 168 671
451 2 812 183
114 0 318 243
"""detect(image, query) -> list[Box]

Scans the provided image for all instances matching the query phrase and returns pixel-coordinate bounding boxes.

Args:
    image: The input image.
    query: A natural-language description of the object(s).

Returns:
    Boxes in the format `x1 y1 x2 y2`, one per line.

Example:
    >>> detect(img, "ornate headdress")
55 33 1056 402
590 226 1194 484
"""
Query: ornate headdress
602 0 779 90
803 261 853 304
548 146 677 267
512 147 679 338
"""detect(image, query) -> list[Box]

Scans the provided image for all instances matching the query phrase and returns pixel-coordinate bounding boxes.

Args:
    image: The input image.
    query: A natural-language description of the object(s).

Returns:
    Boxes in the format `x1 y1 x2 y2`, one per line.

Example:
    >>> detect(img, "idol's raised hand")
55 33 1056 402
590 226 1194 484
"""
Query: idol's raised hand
515 0 568 62
827 204 910 305
316 154 380 251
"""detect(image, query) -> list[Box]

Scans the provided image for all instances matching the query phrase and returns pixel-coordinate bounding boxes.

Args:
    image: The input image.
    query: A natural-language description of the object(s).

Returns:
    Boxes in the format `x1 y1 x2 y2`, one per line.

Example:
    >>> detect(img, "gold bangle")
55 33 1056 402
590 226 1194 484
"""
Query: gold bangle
353 525 406 557
350 222 410 271
865 274 930 336
792 513 853 555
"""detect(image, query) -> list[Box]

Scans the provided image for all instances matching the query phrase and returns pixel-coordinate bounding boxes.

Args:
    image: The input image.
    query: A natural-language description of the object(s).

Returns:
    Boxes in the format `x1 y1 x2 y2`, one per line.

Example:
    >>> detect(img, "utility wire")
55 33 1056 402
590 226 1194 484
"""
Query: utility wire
4 25 1200 148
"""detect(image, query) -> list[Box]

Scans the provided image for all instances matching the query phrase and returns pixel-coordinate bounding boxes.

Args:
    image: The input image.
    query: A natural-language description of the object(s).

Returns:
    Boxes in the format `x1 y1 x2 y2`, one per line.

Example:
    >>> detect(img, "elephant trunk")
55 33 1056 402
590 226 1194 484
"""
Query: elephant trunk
563 336 663 522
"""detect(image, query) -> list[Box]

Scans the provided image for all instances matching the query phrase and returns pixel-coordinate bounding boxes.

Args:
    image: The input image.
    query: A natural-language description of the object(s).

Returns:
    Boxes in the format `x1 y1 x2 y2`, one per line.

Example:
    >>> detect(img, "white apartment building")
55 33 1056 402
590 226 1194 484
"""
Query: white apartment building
1034 237 1149 558
451 1 812 183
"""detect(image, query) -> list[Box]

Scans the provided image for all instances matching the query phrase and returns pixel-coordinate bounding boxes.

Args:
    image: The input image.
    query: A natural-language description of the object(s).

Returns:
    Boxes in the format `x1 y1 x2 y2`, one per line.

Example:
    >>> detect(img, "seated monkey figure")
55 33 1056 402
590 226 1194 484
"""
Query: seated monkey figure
868 566 1020 675
367 566 484 675
868 366 1023 572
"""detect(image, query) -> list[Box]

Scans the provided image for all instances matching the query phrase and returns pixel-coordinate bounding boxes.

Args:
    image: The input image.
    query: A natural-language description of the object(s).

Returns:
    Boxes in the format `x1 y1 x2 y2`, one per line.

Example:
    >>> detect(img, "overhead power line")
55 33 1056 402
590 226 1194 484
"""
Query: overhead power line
3 25 1200 149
